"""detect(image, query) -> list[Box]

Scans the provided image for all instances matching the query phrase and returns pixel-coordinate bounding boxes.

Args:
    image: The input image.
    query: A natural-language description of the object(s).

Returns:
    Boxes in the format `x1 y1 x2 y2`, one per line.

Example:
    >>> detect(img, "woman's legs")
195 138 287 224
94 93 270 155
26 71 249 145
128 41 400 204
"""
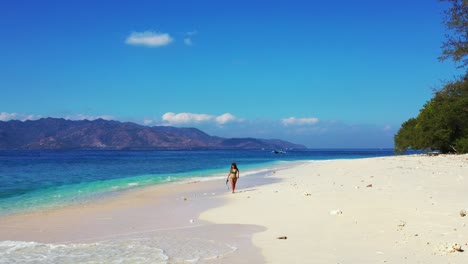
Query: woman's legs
230 178 237 193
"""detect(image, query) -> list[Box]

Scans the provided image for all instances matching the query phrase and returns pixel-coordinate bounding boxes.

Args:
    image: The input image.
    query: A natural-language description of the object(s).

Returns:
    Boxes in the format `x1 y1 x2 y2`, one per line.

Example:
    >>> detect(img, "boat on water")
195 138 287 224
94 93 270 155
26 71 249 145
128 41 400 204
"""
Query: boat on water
272 150 286 154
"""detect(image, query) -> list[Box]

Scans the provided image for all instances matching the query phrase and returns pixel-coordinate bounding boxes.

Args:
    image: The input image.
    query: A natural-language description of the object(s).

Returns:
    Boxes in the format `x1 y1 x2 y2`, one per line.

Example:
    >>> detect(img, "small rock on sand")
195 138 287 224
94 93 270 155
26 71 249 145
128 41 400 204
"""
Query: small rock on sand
397 221 406 231
277 236 287 240
460 210 467 217
330 209 343 215
451 243 463 253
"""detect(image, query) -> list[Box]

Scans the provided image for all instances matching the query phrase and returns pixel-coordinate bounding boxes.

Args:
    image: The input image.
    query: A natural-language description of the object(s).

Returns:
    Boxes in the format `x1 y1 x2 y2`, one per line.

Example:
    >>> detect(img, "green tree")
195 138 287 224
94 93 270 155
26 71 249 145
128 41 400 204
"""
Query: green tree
440 0 468 68
394 0 468 154
394 118 420 153
395 79 468 153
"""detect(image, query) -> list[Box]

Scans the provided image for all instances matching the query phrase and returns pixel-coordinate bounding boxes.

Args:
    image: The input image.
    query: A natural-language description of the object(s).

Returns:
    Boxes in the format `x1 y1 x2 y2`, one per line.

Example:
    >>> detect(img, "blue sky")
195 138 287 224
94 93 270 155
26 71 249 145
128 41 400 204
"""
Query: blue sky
0 0 461 148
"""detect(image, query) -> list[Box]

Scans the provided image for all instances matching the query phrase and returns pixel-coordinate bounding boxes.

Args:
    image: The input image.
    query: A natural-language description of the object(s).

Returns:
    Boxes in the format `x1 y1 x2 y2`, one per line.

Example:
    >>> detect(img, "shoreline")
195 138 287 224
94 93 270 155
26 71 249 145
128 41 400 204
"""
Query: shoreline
0 160 294 263
0 159 298 218
1 154 467 263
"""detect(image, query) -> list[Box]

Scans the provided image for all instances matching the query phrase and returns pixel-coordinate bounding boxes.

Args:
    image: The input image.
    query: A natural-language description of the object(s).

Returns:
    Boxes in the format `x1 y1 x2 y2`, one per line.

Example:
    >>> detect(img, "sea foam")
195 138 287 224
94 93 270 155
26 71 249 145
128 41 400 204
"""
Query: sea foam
0 235 236 264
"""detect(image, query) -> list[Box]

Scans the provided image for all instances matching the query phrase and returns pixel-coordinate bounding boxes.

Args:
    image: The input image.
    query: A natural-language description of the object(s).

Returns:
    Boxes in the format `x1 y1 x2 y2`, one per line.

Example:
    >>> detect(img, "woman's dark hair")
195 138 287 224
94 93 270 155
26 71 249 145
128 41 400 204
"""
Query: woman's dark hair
231 162 238 170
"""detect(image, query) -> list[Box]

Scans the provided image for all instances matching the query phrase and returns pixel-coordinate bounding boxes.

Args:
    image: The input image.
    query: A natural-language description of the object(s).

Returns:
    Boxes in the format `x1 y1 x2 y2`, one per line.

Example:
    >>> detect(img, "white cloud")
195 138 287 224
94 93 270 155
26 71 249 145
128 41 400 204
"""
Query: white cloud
0 112 116 122
162 112 212 124
161 112 241 125
184 38 192 46
125 31 173 47
281 117 319 126
0 112 40 121
383 125 392 132
183 30 197 46
65 114 115 121
216 113 241 124
143 119 154 125
0 112 18 121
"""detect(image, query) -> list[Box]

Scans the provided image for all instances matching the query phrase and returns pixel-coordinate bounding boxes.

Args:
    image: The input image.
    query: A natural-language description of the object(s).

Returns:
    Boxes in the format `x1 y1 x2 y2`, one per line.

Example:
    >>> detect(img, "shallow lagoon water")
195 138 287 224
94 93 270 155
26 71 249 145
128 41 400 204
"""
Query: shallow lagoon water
0 149 407 263
0 149 399 215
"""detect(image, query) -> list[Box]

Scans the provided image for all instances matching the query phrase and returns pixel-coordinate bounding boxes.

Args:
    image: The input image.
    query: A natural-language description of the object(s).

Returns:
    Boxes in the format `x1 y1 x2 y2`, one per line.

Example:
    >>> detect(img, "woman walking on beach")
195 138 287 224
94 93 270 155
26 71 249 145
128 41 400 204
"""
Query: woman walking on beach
227 162 240 193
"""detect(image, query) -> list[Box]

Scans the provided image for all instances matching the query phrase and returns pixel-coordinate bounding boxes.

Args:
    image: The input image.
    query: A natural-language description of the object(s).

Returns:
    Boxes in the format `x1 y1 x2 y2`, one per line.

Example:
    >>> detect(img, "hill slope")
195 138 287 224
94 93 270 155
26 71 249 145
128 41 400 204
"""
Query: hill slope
0 118 306 150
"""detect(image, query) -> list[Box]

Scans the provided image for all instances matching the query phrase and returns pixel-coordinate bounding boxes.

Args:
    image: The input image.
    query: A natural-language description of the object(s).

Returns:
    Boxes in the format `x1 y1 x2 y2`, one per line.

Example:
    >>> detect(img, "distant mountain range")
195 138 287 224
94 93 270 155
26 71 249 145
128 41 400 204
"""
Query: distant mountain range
0 118 306 150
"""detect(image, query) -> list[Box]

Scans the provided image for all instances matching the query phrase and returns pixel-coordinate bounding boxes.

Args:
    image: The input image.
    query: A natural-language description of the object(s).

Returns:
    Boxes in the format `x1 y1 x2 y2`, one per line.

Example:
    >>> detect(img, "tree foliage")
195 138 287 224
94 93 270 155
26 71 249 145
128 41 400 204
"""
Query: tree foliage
394 0 468 154
440 0 468 68
395 79 468 153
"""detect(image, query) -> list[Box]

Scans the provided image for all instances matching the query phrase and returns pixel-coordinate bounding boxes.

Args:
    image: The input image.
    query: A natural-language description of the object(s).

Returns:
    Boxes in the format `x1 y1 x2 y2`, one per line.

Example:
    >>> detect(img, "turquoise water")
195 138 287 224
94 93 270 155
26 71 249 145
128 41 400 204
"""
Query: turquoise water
0 149 402 216
0 149 412 263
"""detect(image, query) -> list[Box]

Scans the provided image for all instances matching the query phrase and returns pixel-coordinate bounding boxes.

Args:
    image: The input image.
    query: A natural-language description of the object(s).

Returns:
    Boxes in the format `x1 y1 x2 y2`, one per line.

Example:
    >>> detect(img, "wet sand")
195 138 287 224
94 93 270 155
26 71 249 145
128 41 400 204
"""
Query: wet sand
2 155 468 263
0 173 270 263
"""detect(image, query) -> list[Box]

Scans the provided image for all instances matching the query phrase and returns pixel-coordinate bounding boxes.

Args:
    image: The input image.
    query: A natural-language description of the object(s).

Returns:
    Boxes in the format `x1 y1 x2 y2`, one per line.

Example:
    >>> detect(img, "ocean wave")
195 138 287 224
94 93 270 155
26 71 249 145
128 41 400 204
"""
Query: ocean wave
0 236 236 264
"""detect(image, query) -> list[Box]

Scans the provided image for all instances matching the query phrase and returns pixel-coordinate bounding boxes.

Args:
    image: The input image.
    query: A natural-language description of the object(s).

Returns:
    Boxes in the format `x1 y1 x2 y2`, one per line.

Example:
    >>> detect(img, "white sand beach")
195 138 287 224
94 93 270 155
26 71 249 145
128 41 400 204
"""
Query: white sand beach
202 154 468 263
1 154 467 263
